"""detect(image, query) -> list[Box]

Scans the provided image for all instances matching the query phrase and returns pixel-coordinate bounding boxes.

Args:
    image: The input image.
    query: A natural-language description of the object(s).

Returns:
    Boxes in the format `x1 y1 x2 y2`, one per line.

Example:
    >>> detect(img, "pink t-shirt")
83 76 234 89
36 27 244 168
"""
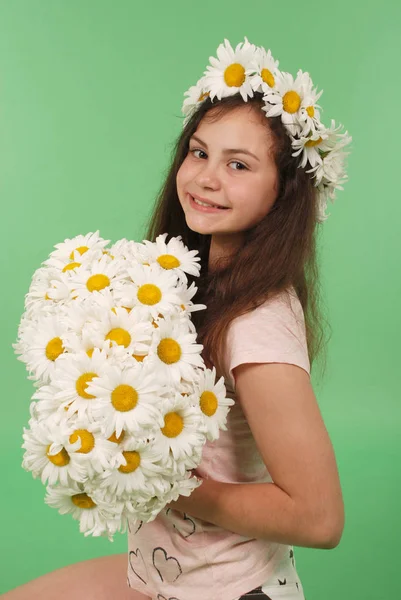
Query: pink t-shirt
127 286 310 600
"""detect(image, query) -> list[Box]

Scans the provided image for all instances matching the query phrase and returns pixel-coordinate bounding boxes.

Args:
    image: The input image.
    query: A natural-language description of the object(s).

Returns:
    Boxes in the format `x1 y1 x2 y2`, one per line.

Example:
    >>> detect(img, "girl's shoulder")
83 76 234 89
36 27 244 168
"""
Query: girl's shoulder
233 285 304 326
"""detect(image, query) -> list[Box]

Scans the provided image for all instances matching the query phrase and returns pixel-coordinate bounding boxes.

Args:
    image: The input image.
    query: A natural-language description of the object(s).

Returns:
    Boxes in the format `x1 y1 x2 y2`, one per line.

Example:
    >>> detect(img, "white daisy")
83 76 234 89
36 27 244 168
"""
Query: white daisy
129 241 155 266
123 477 174 522
99 284 138 314
62 328 113 363
165 472 203 503
182 77 210 124
51 349 109 420
47 231 110 263
13 314 34 368
24 267 70 318
249 46 280 93
262 69 314 136
15 315 68 384
99 438 166 498
31 384 69 420
87 306 153 359
44 481 121 540
150 392 205 475
22 417 88 486
142 233 202 285
76 286 139 326
193 366 234 442
175 280 207 316
146 315 204 386
291 131 325 169
307 136 351 187
108 238 139 262
60 415 118 477
120 262 183 321
315 183 335 223
295 71 324 136
86 360 165 438
59 300 104 357
43 246 103 276
203 37 257 102
173 377 198 398
66 254 127 302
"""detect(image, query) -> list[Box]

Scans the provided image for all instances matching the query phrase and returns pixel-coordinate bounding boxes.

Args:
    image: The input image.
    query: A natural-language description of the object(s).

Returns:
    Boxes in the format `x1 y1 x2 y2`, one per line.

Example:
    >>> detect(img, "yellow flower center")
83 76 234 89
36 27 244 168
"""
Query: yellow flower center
157 338 181 364
161 411 184 438
76 372 97 399
224 63 246 87
111 306 132 315
71 492 96 509
132 353 146 362
157 254 181 270
46 445 70 466
137 283 162 305
261 68 275 88
69 429 95 454
45 337 64 361
306 105 315 118
305 136 323 147
45 293 51 300
105 327 131 348
86 274 110 292
118 450 141 473
86 348 94 358
153 313 163 324
283 90 301 114
69 246 89 260
200 391 218 416
108 430 125 444
63 262 81 273
111 384 138 412
198 91 210 102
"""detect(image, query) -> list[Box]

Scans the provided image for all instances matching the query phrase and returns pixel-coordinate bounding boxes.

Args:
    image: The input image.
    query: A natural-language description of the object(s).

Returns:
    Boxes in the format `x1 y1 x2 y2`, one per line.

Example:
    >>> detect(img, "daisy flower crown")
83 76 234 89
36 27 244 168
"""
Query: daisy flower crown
181 37 352 223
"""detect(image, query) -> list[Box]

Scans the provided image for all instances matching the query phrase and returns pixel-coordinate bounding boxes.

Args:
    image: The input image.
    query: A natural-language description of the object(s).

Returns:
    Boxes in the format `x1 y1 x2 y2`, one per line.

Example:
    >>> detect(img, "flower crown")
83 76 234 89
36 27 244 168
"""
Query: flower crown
181 37 352 223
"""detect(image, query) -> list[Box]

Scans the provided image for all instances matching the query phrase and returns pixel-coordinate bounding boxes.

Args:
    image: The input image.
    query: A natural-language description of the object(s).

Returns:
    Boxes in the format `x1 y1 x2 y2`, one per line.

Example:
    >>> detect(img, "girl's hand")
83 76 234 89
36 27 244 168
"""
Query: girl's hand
165 470 217 523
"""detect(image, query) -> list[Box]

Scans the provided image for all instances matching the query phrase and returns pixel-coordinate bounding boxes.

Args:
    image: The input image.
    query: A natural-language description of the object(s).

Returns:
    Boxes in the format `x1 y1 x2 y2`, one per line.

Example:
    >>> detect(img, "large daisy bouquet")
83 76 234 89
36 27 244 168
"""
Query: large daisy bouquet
14 231 234 541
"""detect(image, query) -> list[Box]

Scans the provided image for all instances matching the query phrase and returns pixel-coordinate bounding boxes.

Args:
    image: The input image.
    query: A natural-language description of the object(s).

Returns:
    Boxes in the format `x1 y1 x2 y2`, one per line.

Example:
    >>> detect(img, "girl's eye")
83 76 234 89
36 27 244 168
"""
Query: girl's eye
190 148 207 159
189 149 248 171
229 161 248 171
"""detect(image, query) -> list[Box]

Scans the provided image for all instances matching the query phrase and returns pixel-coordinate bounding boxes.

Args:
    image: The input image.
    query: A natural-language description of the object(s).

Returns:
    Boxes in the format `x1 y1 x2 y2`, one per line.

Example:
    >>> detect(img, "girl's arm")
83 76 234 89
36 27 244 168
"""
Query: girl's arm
167 363 344 550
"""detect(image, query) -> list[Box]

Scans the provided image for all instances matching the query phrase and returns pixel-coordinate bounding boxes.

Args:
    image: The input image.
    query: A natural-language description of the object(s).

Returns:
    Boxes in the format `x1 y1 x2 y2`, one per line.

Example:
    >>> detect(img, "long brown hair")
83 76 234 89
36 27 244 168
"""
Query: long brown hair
143 93 331 383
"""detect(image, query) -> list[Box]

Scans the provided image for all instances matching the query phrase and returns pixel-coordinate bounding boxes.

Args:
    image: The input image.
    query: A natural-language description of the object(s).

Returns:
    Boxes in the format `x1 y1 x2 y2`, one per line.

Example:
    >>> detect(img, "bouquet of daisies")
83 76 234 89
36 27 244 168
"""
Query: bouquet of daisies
13 231 234 541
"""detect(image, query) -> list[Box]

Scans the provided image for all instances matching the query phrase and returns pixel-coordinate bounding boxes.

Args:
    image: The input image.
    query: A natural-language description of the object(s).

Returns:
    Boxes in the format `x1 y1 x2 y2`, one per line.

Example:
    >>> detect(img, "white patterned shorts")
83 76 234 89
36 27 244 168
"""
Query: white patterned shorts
233 548 306 600
148 547 306 600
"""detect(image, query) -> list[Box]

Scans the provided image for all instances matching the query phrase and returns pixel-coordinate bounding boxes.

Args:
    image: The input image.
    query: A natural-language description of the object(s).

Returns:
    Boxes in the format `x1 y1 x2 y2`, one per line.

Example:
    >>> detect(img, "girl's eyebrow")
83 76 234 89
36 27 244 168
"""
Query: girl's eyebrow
190 134 260 162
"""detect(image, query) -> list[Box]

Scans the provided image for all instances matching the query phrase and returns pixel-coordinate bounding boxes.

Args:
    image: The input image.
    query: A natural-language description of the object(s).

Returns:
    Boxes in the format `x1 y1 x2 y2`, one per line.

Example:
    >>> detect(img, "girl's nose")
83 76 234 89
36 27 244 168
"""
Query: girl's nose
194 166 220 190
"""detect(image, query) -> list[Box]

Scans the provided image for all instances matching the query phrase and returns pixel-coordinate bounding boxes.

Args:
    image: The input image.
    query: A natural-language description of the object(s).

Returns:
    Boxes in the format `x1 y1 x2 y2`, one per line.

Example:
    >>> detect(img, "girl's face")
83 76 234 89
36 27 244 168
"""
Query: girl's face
176 104 279 244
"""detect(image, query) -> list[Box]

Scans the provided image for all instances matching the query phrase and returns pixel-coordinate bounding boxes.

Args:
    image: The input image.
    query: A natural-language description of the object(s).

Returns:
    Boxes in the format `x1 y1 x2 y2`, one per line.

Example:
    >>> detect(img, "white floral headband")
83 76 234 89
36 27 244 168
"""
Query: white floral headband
181 37 352 223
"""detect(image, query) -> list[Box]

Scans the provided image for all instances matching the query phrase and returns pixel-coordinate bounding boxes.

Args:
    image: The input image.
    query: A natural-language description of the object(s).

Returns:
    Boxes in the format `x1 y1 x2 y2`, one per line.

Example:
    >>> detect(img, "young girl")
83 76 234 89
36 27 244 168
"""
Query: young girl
4 37 350 600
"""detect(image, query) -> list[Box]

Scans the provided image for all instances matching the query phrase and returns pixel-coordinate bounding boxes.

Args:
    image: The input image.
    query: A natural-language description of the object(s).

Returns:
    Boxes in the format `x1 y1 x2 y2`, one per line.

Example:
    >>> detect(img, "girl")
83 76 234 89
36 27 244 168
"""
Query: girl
4 37 350 600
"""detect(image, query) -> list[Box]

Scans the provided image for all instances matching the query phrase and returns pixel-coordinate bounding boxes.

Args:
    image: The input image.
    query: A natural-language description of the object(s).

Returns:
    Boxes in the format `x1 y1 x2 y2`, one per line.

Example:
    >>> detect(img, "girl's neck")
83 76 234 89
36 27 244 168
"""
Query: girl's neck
208 233 244 273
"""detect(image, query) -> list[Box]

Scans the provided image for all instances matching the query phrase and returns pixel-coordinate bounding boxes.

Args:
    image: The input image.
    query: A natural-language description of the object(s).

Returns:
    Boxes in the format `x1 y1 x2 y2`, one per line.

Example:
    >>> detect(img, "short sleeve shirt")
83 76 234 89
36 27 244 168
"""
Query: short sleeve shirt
127 286 310 600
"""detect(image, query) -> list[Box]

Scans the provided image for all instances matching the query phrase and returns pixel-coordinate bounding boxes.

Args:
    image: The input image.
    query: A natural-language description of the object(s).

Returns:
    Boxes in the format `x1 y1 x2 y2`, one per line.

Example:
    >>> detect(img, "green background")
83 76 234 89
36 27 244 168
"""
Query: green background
1 0 400 597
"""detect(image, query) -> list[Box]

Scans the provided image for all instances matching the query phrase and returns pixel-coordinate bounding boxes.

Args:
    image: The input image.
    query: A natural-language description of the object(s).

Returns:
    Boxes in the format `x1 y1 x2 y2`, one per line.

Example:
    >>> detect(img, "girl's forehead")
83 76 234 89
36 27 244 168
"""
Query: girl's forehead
195 107 272 147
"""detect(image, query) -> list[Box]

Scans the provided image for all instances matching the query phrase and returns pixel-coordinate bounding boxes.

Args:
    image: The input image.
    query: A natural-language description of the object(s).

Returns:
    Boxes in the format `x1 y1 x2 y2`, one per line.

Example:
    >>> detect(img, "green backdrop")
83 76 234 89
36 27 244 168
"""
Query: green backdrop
1 1 400 598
